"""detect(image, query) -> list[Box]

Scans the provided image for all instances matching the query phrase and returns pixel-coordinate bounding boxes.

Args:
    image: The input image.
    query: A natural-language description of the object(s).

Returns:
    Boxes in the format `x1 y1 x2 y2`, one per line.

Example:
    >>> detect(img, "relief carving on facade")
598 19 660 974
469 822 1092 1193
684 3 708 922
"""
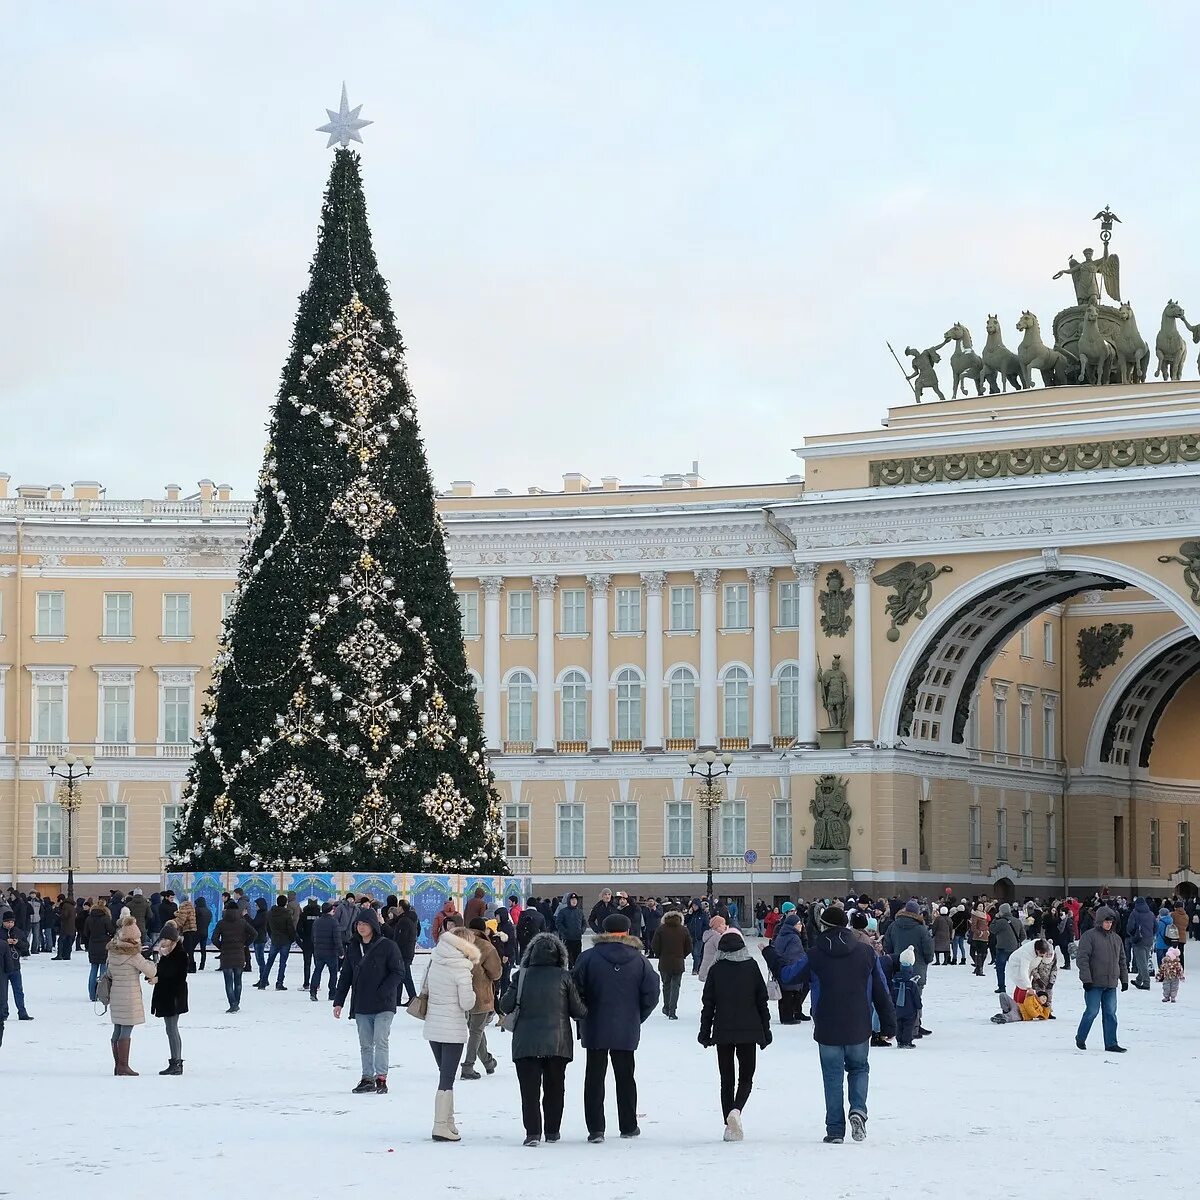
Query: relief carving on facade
1077 622 1134 688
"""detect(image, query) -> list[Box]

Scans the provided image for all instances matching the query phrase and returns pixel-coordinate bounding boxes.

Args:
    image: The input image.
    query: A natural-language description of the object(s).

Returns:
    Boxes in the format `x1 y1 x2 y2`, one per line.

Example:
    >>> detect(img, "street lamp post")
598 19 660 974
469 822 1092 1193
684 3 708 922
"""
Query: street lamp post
47 752 93 902
688 749 733 900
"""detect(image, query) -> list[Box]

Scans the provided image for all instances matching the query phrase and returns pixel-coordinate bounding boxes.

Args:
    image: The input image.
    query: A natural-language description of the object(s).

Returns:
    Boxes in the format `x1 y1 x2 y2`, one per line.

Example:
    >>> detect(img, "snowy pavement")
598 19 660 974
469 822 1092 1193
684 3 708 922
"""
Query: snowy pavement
8 944 1188 1198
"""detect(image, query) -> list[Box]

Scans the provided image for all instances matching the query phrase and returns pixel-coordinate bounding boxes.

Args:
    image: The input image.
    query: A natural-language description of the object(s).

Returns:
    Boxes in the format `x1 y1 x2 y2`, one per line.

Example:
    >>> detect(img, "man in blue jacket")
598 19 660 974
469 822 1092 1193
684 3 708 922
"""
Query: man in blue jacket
572 913 661 1143
1125 897 1155 989
781 906 896 1144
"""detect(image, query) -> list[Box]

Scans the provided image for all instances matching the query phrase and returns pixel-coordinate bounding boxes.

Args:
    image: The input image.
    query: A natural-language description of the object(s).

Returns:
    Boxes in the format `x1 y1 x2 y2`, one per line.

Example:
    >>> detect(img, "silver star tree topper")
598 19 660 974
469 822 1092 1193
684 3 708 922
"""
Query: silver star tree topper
317 84 373 149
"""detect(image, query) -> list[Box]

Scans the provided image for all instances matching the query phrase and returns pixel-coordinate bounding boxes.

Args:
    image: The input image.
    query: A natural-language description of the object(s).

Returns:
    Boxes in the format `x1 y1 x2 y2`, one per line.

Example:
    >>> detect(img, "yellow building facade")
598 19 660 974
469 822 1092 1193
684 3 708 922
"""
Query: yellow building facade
2 379 1198 902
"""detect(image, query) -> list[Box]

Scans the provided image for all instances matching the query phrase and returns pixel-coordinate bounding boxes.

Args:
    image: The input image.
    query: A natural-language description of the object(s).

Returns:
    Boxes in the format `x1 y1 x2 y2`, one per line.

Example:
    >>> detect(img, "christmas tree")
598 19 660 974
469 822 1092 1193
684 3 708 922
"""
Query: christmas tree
170 121 505 875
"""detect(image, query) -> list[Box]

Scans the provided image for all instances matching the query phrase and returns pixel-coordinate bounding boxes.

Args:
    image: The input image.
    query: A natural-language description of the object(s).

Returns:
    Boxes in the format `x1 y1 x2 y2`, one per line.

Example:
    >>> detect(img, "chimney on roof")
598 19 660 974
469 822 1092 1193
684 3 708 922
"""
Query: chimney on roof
16 485 48 499
601 476 620 492
0 473 9 500
48 484 65 501
562 472 589 494
660 473 684 489
164 484 181 501
71 480 103 501
449 481 475 497
197 479 215 502
216 483 232 502
494 487 512 497
786 474 803 484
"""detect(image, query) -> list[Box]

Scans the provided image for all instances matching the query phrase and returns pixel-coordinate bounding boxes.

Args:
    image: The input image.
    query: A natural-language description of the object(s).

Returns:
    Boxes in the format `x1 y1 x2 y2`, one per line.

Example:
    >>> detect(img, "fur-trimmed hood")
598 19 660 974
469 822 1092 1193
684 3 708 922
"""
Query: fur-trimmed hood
434 929 481 965
662 909 684 926
592 932 645 948
522 930 570 968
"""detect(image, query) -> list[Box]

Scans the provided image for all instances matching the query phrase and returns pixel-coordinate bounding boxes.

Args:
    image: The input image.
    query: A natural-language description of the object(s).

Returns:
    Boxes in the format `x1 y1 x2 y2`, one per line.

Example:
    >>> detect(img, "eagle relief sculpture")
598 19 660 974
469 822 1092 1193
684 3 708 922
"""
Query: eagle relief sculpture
873 561 953 642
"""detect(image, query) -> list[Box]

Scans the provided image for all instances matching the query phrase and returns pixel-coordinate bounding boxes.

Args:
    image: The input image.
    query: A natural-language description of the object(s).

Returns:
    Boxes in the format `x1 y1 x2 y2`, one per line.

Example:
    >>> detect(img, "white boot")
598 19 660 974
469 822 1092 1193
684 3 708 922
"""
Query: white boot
433 1090 460 1142
726 1108 744 1141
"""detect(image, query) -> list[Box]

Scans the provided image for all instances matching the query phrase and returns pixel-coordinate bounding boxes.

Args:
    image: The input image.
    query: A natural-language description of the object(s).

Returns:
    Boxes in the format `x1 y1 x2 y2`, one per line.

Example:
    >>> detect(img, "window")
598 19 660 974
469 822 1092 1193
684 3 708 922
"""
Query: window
162 803 181 855
993 696 1008 755
34 683 65 744
996 809 1009 863
503 803 531 859
1020 626 1031 657
507 590 533 635
611 803 639 857
506 671 534 742
35 591 65 637
103 592 133 638
723 583 749 629
560 670 588 741
162 685 193 745
221 592 237 622
1150 818 1160 867
615 668 643 739
163 593 192 638
772 798 792 856
35 803 63 858
557 803 585 858
100 803 128 858
722 666 750 737
1180 821 1192 870
1022 809 1033 863
1043 621 1054 663
1046 812 1058 865
100 684 132 743
456 590 479 637
777 665 799 739
1042 702 1056 760
668 666 696 738
666 801 693 858
669 585 695 631
720 798 747 856
1019 700 1032 757
615 588 642 632
969 806 982 861
560 589 586 634
778 581 799 628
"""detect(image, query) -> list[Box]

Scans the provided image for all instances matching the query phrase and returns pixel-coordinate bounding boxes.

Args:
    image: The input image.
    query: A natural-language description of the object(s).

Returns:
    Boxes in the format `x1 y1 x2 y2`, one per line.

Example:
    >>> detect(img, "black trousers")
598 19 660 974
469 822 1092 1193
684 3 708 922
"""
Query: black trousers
777 987 806 1023
584 1048 637 1135
182 931 199 973
564 939 582 968
515 1056 568 1138
301 945 313 986
716 1042 756 1118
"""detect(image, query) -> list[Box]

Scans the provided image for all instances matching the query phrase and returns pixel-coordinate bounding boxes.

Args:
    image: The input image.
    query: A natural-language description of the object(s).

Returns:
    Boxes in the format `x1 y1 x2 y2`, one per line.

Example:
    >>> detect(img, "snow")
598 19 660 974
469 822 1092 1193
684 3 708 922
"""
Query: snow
9 943 1189 1199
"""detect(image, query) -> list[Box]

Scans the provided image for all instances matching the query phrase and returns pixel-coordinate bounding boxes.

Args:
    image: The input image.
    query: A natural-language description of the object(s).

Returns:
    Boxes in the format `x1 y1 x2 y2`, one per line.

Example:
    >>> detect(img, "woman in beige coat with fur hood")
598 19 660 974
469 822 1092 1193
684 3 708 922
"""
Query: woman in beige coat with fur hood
105 915 157 1075
420 919 480 1141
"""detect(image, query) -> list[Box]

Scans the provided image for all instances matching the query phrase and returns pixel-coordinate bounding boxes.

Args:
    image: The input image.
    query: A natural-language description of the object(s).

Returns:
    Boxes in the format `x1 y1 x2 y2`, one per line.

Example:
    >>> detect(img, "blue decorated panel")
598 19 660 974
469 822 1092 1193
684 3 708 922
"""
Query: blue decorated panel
346 873 401 904
286 873 338 904
463 874 500 912
186 872 227 943
232 872 278 914
409 874 452 950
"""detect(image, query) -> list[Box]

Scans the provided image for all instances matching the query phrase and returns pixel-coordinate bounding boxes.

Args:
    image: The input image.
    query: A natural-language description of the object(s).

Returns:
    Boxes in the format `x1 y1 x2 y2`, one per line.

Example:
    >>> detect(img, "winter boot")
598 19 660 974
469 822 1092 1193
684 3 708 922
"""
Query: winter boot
726 1108 744 1141
375 1075 388 1094
460 1064 481 1080
160 1059 184 1076
352 1076 377 1094
115 1039 139 1076
433 1090 461 1142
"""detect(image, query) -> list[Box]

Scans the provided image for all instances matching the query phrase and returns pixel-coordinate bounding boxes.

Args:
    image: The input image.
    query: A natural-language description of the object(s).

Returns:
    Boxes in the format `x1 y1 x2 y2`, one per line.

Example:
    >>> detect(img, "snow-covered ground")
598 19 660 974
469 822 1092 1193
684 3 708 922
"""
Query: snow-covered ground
8 943 1187 1198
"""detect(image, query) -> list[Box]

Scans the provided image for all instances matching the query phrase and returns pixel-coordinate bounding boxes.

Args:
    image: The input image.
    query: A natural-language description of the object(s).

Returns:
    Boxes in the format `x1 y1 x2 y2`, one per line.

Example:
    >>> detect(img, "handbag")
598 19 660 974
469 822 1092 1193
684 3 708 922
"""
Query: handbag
497 967 528 1033
406 961 431 1020
766 977 782 1002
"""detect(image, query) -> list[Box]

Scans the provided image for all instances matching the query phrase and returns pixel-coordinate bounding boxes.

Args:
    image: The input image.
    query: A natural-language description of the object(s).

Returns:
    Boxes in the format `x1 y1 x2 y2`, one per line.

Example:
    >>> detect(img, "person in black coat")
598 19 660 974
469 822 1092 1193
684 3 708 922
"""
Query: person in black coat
297 898 321 990
685 900 709 975
250 898 270 979
615 894 643 944
699 932 772 1140
516 905 546 958
0 910 31 1027
554 894 587 967
84 900 115 1003
150 923 189 1075
211 902 258 1013
571 914 661 1141
587 890 616 936
393 900 420 1004
333 908 404 1094
641 899 662 955
310 903 343 1002
194 897 213 971
780 907 896 1144
498 932 587 1146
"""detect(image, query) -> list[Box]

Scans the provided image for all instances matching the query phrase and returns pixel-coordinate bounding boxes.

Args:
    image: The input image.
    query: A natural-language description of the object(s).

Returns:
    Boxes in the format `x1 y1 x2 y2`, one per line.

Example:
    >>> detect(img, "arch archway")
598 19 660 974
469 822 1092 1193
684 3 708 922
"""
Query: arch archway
992 876 1016 903
879 554 1200 750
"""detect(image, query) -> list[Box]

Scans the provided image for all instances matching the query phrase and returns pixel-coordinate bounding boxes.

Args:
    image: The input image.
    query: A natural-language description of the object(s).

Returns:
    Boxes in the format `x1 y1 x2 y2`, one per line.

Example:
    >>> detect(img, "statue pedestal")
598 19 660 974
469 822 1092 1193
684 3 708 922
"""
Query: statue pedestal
805 848 851 881
818 728 847 750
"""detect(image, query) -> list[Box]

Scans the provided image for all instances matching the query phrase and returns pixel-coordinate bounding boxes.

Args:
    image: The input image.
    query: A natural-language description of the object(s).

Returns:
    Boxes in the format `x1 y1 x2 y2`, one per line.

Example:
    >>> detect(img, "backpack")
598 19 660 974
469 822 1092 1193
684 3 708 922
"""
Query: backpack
96 971 113 1010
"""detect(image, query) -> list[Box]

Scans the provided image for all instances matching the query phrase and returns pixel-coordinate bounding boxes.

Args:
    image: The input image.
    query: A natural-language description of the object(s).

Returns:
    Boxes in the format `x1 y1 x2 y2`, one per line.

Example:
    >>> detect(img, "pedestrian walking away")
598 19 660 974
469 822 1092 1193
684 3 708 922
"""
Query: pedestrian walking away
150 922 189 1075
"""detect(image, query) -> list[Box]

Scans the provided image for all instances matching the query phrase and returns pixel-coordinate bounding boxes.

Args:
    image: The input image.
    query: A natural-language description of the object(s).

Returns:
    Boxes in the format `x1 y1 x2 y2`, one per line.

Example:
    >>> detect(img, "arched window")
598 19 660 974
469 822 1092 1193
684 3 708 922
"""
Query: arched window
722 666 750 738
506 670 534 743
560 670 588 741
777 664 799 739
615 668 643 739
668 666 696 739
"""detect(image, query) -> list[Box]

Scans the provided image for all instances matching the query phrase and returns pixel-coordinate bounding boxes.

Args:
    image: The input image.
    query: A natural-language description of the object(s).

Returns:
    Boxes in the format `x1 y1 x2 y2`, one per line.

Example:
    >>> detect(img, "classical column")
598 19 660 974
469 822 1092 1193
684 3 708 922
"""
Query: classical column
642 572 666 751
794 562 819 748
749 567 774 748
533 575 557 752
480 577 503 751
695 568 720 748
587 574 611 750
847 559 876 746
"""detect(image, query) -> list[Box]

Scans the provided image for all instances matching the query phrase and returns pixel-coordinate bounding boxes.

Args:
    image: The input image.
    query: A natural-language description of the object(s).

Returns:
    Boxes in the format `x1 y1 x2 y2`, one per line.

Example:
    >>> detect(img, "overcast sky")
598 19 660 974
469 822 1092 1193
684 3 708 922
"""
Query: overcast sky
4 3 1199 499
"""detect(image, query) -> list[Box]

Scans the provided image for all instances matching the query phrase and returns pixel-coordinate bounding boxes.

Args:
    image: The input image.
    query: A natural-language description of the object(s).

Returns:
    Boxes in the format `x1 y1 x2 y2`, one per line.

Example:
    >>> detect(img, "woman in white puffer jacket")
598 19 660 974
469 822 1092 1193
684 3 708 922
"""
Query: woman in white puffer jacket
421 921 480 1141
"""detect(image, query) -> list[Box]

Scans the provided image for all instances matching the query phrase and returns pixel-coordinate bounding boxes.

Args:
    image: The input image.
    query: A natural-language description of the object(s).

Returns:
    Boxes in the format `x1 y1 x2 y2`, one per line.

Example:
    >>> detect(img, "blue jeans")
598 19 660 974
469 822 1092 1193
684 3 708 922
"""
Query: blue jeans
223 968 244 1009
261 943 290 985
1076 986 1118 1048
88 962 107 1003
355 1010 394 1078
310 955 338 999
994 948 1010 992
817 1041 870 1138
952 935 967 963
28 924 40 954
2 971 28 1019
253 942 268 976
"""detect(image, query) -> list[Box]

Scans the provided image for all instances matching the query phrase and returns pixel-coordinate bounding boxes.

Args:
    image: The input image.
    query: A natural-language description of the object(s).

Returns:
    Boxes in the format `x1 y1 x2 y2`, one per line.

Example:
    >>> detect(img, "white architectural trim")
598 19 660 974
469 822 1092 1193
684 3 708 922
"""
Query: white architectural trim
500 665 537 690
554 665 591 689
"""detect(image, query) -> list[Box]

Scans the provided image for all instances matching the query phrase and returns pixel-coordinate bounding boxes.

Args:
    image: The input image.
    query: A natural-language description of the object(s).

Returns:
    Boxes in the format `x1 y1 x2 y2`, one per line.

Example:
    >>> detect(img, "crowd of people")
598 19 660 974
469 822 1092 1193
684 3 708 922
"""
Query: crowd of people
1 882 1194 1144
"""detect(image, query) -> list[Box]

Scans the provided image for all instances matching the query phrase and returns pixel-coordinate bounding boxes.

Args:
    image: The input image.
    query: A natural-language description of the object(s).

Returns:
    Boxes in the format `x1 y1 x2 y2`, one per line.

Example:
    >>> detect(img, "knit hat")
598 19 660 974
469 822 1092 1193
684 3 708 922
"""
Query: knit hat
850 911 869 930
321 901 335 913
0 910 12 923
485 918 499 933
939 906 948 915
717 932 744 953
1166 946 1181 960
781 901 796 914
857 894 872 905
117 915 140 942
158 921 180 945
904 899 921 914
900 946 916 967
603 913 631 934
820 906 848 928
